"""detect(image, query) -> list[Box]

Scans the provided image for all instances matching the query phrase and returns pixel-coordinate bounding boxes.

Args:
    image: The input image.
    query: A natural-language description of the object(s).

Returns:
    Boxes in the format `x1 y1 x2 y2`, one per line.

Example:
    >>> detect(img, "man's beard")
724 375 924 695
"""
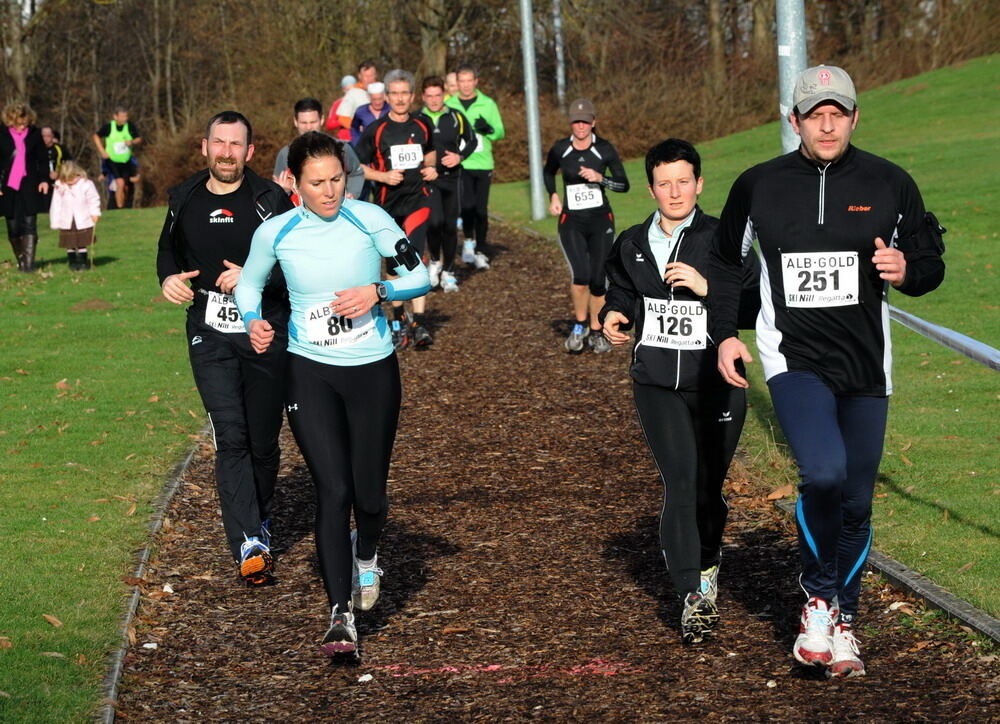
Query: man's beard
209 157 243 183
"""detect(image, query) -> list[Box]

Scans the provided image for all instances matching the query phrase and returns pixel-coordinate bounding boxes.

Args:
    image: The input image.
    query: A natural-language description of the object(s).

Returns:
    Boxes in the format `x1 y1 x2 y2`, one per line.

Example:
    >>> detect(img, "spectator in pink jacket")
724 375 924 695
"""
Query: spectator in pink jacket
49 160 101 270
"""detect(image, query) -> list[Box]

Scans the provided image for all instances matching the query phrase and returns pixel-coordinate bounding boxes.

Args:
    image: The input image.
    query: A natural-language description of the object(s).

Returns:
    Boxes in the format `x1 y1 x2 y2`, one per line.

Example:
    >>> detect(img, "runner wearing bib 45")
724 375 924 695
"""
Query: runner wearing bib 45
601 139 758 645
156 111 293 587
236 132 430 658
544 99 629 353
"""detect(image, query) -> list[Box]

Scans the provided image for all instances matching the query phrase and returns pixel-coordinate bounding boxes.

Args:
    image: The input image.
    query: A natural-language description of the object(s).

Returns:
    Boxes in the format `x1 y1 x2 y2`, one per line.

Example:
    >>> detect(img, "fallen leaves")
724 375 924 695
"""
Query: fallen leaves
42 614 63 628
956 561 975 573
0 636 12 649
766 485 794 500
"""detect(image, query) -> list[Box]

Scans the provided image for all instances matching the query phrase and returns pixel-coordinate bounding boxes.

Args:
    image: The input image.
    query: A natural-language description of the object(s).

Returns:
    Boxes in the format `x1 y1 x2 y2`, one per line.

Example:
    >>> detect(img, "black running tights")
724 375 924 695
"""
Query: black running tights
285 352 401 609
633 382 746 596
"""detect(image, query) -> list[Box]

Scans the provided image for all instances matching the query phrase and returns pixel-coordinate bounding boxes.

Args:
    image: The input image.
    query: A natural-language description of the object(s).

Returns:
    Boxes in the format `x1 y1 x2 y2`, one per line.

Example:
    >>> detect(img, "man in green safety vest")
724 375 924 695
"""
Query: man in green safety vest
91 106 143 209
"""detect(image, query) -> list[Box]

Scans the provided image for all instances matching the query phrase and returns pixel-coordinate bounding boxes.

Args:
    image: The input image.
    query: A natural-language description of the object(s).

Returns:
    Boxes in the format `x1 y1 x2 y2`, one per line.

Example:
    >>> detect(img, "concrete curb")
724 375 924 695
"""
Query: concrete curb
774 499 1000 644
97 428 207 723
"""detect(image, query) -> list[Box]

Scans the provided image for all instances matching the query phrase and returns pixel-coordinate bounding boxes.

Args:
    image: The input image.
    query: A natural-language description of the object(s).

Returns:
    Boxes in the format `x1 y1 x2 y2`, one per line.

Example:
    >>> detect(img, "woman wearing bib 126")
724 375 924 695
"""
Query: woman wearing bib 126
600 139 758 644
235 132 430 656
544 98 629 354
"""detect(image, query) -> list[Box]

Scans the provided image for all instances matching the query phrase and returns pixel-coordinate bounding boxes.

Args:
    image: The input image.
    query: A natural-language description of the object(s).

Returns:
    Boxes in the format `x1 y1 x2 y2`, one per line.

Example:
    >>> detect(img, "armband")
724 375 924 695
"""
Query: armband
391 238 421 271
921 211 946 255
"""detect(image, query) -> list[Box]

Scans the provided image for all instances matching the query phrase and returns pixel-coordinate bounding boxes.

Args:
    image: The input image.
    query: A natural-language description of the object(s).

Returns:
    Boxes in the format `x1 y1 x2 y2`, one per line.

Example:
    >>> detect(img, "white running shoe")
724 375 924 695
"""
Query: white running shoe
440 271 459 293
828 622 865 678
461 240 477 264
473 251 491 270
565 323 588 353
427 260 443 288
350 530 383 611
794 596 837 667
319 604 357 656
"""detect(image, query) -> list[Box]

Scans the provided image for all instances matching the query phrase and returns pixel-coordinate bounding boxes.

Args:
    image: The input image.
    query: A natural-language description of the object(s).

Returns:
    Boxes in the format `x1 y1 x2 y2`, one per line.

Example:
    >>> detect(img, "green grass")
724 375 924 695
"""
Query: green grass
493 55 1000 616
0 209 203 721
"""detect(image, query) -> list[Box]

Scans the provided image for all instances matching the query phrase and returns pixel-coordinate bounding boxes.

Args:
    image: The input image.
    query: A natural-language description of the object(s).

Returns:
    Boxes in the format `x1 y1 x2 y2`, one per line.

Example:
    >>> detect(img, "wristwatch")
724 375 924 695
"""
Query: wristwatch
375 282 389 301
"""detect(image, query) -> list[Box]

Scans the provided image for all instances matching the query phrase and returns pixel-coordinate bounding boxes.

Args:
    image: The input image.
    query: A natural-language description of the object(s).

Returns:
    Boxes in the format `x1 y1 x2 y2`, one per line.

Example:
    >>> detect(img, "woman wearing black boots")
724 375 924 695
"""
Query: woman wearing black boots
1 102 50 273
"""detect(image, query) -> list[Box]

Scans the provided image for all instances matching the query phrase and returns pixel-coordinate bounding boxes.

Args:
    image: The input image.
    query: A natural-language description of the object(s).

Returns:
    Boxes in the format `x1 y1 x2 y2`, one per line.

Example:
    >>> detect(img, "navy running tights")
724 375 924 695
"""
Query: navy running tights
285 352 401 609
768 370 888 620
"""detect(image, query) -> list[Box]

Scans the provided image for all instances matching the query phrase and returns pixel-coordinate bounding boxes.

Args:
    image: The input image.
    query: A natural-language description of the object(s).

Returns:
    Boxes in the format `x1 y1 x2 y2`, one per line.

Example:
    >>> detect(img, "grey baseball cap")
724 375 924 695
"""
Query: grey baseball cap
793 65 857 114
568 98 596 123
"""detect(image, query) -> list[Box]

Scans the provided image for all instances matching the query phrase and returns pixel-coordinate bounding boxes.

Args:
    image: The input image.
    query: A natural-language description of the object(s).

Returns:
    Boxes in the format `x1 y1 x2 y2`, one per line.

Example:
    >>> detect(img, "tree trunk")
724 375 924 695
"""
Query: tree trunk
707 0 726 95
752 0 774 65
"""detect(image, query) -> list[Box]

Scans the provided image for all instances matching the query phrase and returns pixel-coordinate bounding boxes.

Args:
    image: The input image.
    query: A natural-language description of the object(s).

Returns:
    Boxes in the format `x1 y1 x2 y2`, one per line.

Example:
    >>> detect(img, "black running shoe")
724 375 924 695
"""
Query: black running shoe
411 324 433 348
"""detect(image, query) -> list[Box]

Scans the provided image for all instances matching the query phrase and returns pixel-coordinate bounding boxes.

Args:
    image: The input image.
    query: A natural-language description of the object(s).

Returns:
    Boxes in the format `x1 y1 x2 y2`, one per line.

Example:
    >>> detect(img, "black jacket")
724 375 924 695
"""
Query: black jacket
710 145 945 396
0 125 50 217
601 208 759 391
155 167 293 311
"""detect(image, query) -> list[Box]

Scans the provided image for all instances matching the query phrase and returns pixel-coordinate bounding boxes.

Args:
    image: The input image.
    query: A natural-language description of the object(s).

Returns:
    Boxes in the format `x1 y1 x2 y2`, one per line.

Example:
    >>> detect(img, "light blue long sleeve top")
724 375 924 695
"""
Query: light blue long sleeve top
236 199 431 366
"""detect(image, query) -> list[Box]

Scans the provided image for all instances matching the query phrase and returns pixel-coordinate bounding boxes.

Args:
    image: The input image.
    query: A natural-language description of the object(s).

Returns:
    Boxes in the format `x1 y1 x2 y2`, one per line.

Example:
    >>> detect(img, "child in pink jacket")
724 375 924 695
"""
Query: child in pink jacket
49 160 100 270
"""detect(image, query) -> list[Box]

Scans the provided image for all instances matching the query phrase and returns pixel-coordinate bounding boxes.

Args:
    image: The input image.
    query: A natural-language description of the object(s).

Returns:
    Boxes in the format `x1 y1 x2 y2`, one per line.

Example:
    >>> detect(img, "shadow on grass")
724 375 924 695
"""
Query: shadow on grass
878 473 1000 539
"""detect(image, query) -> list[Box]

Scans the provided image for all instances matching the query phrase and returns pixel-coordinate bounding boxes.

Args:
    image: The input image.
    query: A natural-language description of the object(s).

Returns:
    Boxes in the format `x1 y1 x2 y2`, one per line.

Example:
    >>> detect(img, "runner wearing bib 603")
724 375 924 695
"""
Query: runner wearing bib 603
544 99 630 353
601 139 759 645
236 132 431 658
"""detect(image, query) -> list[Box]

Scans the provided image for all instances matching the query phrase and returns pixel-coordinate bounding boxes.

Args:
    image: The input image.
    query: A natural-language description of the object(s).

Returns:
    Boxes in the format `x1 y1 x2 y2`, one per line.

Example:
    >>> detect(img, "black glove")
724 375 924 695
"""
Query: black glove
473 117 494 136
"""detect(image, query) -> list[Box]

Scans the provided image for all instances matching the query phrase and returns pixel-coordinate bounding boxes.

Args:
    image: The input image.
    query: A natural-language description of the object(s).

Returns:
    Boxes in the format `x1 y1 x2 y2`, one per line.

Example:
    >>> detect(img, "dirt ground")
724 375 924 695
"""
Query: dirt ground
115 225 998 721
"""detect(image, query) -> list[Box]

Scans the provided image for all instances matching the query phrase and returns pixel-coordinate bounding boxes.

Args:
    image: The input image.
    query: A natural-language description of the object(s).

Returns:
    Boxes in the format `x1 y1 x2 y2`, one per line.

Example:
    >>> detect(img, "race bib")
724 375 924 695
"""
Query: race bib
113 141 128 156
565 183 602 211
205 292 243 333
640 298 707 350
304 302 375 348
781 251 859 308
389 144 422 170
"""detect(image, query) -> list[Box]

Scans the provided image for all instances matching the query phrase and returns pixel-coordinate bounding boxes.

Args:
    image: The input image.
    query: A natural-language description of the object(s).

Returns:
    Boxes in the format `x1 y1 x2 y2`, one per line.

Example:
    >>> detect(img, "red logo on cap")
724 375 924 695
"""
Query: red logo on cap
819 69 832 85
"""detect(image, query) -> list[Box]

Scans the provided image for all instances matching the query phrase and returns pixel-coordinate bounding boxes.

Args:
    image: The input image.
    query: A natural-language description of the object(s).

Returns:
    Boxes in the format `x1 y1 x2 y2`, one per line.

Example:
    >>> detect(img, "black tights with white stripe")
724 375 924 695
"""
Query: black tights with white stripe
633 382 746 596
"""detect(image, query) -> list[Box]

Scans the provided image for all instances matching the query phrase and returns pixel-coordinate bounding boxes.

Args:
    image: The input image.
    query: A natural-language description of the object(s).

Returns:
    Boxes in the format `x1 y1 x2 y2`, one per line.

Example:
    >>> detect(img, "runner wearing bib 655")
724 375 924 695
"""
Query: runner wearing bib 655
709 66 945 678
545 99 629 353
236 132 430 657
156 111 293 587
601 139 758 644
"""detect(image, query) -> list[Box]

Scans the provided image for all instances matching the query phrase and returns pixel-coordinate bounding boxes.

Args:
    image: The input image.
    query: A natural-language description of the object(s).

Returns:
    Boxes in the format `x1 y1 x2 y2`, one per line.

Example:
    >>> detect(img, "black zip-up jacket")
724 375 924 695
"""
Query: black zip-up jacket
709 145 945 396
417 107 478 180
600 208 759 391
155 167 293 315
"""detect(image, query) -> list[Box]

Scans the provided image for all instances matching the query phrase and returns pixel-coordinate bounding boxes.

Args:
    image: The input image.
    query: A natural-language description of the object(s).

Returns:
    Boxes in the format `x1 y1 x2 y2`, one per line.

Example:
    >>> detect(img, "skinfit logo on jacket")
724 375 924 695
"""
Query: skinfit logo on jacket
209 209 235 223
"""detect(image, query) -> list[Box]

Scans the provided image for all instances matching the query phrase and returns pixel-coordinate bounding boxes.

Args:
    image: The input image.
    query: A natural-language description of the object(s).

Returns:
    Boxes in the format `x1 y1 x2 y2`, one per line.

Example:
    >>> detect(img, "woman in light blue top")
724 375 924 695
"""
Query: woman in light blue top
236 132 429 657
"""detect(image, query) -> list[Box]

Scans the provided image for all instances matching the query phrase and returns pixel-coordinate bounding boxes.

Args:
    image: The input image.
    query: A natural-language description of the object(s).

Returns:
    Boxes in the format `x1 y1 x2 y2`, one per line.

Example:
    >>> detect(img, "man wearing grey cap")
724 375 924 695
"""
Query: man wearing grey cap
709 64 945 678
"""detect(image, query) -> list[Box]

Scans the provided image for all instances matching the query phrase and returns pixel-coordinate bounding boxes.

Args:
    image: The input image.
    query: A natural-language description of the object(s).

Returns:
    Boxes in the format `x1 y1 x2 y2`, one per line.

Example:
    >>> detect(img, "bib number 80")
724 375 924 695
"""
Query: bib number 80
327 315 354 336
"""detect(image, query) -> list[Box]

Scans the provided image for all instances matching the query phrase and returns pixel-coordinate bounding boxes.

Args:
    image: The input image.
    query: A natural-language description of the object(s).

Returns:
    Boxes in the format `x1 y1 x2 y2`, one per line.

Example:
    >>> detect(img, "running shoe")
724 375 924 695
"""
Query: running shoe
699 565 719 609
793 596 837 667
590 331 612 354
239 535 274 586
411 324 434 348
319 605 358 656
259 518 273 548
427 260 443 288
440 271 459 293
473 251 491 270
461 240 477 264
390 319 410 350
828 622 865 678
680 591 715 644
565 323 589 353
350 531 384 611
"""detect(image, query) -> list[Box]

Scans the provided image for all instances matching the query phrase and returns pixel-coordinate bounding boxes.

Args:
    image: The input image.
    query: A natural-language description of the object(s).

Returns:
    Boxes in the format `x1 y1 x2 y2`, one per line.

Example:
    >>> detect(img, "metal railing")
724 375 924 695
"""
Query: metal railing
890 306 1000 372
